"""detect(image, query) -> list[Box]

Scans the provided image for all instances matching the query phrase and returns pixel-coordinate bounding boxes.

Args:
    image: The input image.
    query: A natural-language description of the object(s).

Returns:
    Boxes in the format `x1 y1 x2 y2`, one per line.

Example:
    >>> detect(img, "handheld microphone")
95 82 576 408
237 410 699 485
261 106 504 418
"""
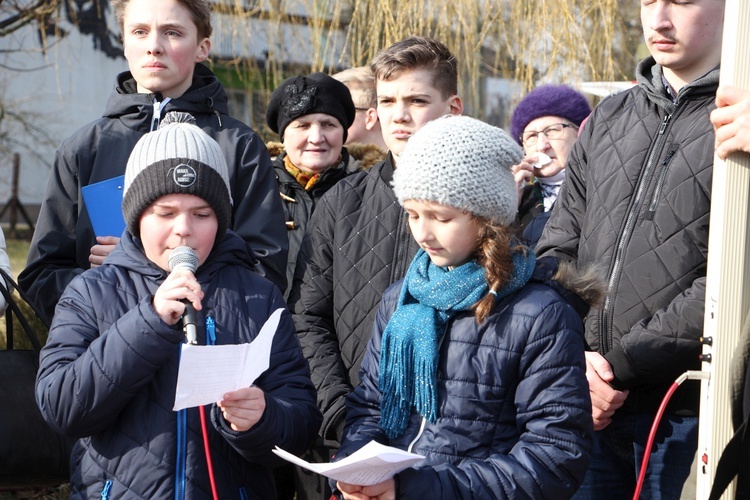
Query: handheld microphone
168 246 200 344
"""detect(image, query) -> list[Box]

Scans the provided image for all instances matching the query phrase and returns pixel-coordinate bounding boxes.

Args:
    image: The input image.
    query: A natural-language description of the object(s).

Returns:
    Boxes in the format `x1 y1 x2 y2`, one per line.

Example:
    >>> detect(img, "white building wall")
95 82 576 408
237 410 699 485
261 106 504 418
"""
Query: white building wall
1 12 124 206
0 7 347 207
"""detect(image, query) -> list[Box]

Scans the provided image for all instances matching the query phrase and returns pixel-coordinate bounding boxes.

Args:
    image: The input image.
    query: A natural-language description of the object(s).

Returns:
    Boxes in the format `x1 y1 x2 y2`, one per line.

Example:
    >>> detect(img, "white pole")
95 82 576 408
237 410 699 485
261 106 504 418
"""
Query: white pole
696 1 750 498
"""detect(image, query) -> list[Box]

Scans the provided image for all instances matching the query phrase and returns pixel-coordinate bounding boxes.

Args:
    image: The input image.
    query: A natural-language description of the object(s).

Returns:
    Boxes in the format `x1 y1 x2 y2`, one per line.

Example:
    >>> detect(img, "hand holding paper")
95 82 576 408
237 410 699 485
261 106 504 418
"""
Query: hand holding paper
272 440 424 486
173 308 283 411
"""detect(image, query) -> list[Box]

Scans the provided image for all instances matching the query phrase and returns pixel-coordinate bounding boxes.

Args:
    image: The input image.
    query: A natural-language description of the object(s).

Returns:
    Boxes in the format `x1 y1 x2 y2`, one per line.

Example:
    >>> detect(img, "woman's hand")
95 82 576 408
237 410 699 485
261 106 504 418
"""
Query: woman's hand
511 155 540 205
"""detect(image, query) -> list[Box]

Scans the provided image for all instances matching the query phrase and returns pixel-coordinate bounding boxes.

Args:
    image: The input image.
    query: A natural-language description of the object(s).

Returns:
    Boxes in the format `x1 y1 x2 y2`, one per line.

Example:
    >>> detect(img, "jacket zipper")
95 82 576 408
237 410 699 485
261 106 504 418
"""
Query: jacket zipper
174 408 188 500
150 96 173 131
600 113 672 352
646 146 678 218
393 207 411 282
407 417 427 453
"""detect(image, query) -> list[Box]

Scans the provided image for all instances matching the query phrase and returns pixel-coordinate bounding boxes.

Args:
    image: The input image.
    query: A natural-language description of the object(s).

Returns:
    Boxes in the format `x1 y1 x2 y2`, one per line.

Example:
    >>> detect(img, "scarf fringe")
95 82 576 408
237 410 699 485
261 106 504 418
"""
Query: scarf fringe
380 336 438 439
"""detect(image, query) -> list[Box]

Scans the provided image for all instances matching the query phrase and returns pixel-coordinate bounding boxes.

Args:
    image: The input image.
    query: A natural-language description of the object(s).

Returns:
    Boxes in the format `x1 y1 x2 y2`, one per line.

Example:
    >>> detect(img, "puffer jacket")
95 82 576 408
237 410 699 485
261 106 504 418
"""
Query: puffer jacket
268 142 385 301
536 57 718 414
289 154 420 447
35 231 321 499
335 262 595 499
20 63 287 324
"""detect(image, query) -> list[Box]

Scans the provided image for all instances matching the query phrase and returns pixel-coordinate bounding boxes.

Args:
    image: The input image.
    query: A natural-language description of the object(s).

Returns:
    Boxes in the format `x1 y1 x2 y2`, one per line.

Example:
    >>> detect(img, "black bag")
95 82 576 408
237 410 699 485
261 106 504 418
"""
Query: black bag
0 268 73 488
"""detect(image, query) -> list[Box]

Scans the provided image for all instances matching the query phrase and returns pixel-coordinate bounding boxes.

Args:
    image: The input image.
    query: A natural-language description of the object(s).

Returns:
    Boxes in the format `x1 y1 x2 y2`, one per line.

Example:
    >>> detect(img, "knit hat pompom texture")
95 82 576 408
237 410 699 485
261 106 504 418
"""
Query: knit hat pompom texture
509 84 591 145
393 115 524 226
122 111 233 239
266 72 356 141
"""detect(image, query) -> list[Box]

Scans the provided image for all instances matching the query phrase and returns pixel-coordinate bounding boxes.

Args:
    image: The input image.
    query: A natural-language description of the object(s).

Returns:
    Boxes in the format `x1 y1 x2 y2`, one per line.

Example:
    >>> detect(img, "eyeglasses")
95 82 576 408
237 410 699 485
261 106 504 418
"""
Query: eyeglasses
354 107 369 112
521 123 578 147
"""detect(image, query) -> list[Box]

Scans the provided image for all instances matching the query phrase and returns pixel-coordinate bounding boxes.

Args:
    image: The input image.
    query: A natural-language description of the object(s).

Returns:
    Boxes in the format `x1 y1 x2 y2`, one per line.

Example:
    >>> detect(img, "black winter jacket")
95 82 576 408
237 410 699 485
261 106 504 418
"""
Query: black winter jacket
269 143 384 302
336 265 593 499
517 181 550 247
537 57 718 414
35 231 321 499
289 154 420 447
20 64 287 324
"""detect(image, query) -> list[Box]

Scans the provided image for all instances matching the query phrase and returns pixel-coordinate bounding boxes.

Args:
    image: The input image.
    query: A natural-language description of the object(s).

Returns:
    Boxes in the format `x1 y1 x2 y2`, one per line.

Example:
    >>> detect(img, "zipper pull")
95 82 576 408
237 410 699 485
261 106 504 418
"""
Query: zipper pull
101 480 112 500
663 147 677 166
206 310 216 346
150 96 172 131
658 114 670 135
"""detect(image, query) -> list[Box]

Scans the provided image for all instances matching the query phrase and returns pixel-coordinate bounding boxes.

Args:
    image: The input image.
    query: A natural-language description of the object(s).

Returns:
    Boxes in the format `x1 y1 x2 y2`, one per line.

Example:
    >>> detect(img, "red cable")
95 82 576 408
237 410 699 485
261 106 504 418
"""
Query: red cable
199 405 220 500
632 381 680 500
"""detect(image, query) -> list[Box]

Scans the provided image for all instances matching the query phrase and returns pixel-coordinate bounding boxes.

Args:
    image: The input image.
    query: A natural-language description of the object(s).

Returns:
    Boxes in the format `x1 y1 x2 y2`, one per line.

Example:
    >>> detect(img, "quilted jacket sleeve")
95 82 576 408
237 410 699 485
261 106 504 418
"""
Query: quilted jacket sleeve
35 282 184 437
19 144 88 325
535 127 588 264
210 297 322 464
606 277 705 389
290 189 352 447
223 130 289 294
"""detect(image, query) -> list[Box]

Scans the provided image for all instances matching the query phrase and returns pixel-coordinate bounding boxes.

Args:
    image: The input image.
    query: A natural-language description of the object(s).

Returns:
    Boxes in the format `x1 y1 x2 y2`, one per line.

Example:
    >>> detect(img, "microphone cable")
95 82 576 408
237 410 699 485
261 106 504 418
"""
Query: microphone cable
200 311 219 500
632 370 710 499
200 404 219 500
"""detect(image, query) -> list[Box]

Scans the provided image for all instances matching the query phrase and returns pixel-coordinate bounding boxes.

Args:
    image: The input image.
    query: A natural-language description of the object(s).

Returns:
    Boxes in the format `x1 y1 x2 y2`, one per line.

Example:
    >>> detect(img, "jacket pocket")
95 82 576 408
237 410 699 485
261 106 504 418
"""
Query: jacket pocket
646 144 679 220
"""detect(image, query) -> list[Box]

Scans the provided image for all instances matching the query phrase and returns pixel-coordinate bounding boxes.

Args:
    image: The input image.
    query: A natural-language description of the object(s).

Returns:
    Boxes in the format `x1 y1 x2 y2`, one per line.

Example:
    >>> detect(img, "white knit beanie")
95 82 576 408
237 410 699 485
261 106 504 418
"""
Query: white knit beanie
392 115 524 225
122 112 233 239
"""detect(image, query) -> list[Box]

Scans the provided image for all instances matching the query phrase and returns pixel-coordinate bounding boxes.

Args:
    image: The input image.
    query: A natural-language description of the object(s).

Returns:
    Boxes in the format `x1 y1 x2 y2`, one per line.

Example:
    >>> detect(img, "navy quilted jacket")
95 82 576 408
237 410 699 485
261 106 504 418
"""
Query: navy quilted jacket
35 231 321 499
537 57 718 414
289 154 420 447
336 271 593 499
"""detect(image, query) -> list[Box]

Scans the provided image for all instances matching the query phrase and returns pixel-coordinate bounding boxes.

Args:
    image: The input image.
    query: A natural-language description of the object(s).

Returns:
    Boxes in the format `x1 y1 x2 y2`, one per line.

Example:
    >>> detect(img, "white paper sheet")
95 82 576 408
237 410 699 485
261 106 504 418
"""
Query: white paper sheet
272 440 424 486
172 308 283 411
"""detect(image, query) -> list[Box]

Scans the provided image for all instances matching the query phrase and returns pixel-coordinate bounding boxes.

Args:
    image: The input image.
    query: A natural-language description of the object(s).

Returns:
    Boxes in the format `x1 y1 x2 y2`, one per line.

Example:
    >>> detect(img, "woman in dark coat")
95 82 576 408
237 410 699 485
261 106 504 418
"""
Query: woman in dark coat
266 72 384 302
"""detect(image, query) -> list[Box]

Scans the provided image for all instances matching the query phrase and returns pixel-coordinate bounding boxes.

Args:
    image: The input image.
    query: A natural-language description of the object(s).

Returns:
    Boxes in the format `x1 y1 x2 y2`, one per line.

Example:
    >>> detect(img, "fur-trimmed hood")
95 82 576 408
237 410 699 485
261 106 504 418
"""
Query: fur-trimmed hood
533 256 606 319
266 141 386 171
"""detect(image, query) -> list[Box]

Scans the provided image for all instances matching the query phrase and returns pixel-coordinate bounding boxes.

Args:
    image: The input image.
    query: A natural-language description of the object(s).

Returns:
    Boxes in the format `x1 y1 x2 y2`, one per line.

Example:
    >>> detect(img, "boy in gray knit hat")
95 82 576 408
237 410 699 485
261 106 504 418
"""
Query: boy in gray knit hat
35 111 321 498
122 111 233 243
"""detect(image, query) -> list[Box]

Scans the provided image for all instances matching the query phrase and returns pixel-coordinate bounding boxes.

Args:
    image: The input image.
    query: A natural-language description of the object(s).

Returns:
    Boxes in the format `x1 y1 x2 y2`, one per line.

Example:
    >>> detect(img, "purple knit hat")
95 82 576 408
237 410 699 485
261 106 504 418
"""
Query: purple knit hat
510 84 591 145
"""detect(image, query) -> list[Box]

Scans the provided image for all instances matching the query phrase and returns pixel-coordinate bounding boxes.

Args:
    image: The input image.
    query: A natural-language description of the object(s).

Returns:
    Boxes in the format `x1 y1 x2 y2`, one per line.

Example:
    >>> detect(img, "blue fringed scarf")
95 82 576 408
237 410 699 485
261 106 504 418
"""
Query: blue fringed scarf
378 247 536 439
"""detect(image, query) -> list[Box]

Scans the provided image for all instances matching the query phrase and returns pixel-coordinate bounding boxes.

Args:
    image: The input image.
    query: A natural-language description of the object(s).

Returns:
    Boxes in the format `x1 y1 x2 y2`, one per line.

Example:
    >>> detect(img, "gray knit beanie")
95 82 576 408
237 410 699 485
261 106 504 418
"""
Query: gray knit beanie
393 115 523 226
122 111 233 239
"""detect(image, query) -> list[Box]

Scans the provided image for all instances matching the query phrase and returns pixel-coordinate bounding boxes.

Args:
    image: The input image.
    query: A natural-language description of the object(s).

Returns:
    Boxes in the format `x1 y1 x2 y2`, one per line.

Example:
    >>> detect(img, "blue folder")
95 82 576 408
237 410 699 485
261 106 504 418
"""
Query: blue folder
81 175 126 237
